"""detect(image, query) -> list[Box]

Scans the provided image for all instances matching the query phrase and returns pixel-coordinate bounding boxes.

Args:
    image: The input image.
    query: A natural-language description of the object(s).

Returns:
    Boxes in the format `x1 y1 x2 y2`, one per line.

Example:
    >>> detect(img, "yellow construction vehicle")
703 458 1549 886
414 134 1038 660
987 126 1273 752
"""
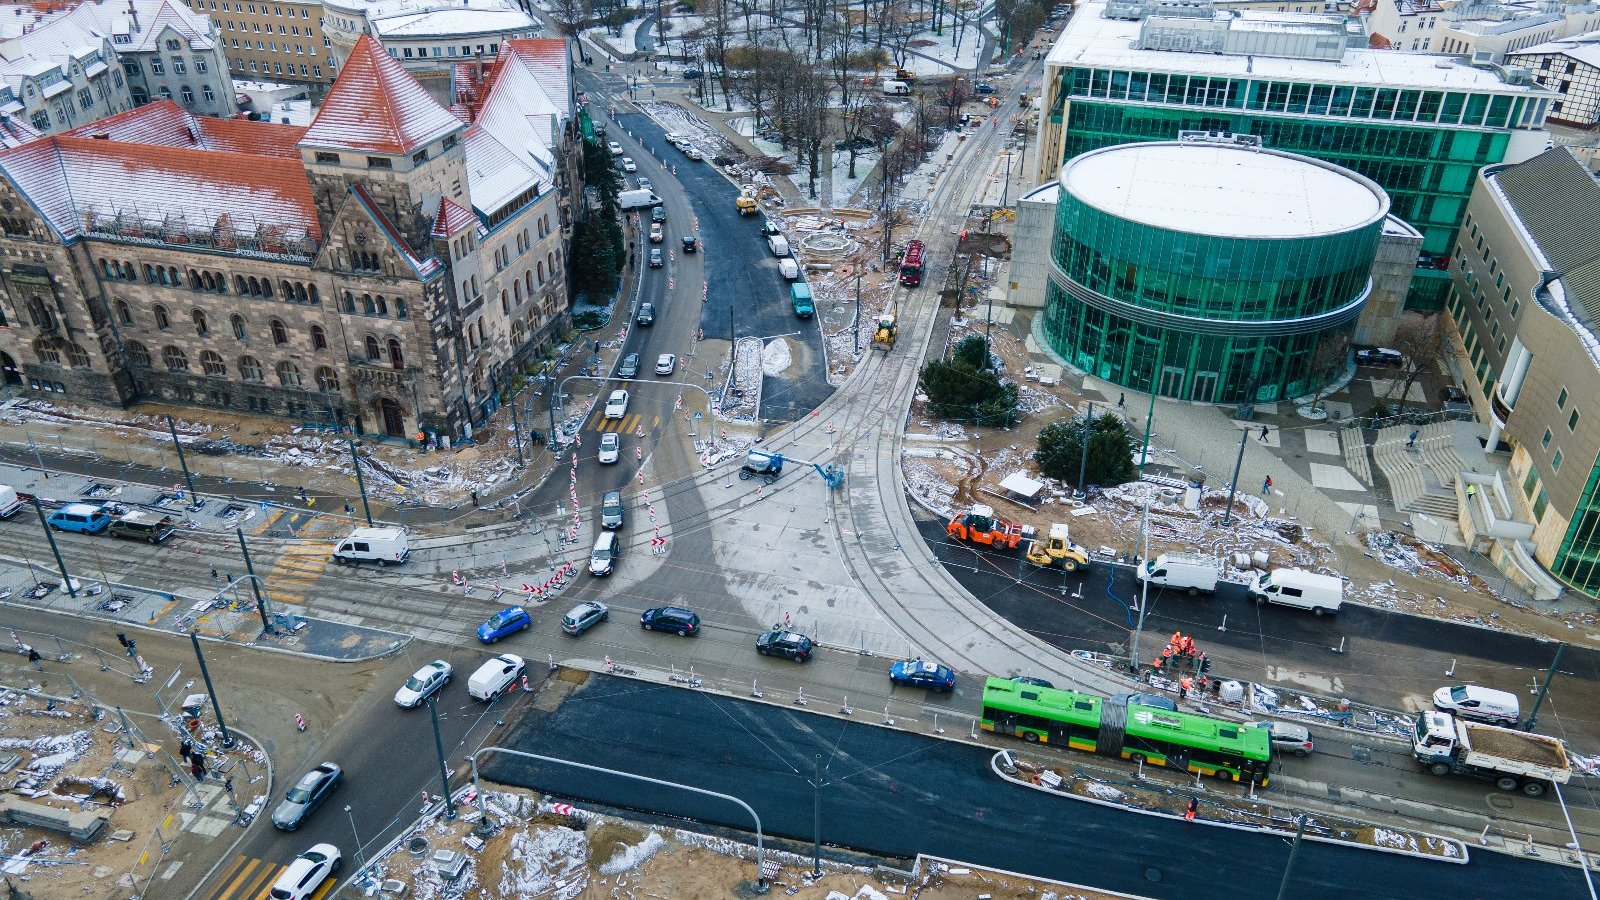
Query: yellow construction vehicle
871 312 897 351
736 186 758 216
1025 523 1092 572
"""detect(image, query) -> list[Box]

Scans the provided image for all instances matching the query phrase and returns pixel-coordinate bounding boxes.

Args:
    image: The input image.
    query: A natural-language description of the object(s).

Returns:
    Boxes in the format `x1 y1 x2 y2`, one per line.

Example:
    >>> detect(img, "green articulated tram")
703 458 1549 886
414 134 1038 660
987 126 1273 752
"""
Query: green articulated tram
980 677 1271 786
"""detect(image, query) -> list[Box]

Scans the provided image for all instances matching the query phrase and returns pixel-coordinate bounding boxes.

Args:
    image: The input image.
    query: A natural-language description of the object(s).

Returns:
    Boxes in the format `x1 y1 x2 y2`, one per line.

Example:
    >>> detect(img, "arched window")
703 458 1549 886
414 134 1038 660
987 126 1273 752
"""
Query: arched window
202 271 216 291
315 365 339 392
343 292 356 314
296 283 308 302
66 344 90 367
200 350 225 376
231 314 247 340
375 296 387 316
246 276 259 296
388 338 403 369
238 355 263 381
513 280 521 304
235 275 248 294
162 345 188 371
261 279 273 298
192 308 208 335
501 290 509 315
275 360 301 386
270 319 288 345
477 320 486 343
32 338 59 365
537 261 544 284
307 284 319 304
510 320 524 346
524 271 532 294
362 294 375 315
145 264 158 283
153 304 170 330
310 324 327 350
26 297 54 330
364 335 380 361
280 280 294 299
126 341 150 368
167 266 179 284
188 270 202 290
395 299 408 319
114 299 132 325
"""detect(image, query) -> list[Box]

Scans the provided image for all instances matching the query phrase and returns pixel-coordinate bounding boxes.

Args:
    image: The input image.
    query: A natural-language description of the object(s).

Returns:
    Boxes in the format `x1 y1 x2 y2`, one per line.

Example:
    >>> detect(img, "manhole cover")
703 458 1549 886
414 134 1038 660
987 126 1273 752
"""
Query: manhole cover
1488 794 1515 810
1144 867 1162 882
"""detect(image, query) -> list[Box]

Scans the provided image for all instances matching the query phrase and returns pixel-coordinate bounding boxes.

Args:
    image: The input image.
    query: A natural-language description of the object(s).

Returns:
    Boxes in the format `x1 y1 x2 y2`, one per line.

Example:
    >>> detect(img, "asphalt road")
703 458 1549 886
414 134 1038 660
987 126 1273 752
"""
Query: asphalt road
911 515 1600 750
484 673 1591 900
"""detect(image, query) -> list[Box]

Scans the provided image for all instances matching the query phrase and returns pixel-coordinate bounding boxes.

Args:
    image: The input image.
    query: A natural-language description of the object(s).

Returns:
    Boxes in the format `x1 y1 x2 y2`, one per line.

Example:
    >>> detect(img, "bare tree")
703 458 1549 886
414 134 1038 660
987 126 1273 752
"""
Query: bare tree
548 0 588 35
702 0 736 110
936 76 972 127
1388 315 1444 411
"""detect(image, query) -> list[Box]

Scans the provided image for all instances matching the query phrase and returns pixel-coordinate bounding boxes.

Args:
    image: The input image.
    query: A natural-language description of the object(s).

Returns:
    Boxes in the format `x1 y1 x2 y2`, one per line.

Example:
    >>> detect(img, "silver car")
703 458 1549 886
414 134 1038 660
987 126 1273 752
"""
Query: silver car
562 600 609 635
271 762 342 830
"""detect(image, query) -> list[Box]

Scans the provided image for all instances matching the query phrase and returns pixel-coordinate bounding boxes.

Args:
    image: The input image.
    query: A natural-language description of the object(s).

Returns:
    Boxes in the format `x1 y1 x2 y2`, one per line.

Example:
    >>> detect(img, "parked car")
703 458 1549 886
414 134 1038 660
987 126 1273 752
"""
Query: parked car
1010 676 1054 688
1355 346 1404 367
621 156 637 172
683 68 703 79
651 205 667 223
681 235 697 253
640 606 700 635
618 353 640 378
476 605 532 643
889 658 956 692
756 629 814 662
1246 721 1315 757
562 600 609 635
684 146 703 161
270 844 341 900
1118 691 1178 712
598 432 620 464
394 660 452 708
649 222 664 243
1439 385 1469 404
607 141 622 155
601 490 624 529
655 353 677 375
636 302 655 325
648 248 663 268
973 81 996 94
604 390 630 418
271 763 342 831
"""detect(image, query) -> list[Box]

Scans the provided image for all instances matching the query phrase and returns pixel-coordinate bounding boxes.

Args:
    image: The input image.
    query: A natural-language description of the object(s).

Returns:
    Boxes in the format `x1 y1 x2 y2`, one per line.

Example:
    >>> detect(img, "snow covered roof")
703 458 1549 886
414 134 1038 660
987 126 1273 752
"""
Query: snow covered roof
1060 141 1388 239
373 5 536 39
0 110 39 148
1509 30 1600 69
299 34 462 155
0 0 214 53
430 196 476 238
0 133 320 244
455 39 570 219
64 100 306 158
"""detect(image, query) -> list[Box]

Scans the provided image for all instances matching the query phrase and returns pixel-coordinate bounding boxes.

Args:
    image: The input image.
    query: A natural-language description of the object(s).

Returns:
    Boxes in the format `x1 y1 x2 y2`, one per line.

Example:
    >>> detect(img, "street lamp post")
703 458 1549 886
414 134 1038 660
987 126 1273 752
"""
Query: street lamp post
189 632 235 748
425 694 456 820
345 804 365 868
30 496 76 597
1127 500 1152 673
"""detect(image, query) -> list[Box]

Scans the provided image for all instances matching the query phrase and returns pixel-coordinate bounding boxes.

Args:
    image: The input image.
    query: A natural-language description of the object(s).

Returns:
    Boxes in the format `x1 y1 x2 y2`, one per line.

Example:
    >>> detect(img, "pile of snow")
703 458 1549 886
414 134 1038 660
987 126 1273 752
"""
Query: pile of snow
497 826 587 900
596 830 664 875
761 338 793 377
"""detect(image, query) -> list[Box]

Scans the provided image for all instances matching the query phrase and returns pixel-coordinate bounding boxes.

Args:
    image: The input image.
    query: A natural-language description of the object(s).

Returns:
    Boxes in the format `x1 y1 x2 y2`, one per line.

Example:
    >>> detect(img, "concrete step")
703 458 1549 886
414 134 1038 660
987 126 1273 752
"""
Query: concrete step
1405 491 1459 518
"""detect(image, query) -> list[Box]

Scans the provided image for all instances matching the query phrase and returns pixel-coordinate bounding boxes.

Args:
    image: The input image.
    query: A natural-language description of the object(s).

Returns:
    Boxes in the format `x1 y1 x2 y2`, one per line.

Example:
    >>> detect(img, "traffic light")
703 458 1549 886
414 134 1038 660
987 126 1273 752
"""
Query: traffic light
115 631 128 648
1199 654 1212 674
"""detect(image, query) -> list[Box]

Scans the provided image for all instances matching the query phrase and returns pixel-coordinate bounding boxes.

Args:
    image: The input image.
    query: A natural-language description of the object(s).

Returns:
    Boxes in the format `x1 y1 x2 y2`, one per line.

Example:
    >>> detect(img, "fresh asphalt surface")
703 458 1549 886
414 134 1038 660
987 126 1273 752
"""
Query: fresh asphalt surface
484 673 1589 899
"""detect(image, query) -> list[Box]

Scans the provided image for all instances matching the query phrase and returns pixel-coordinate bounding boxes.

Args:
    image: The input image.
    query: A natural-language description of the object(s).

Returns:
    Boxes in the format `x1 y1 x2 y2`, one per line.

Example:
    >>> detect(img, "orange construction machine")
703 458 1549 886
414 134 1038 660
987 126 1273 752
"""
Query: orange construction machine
946 504 1035 550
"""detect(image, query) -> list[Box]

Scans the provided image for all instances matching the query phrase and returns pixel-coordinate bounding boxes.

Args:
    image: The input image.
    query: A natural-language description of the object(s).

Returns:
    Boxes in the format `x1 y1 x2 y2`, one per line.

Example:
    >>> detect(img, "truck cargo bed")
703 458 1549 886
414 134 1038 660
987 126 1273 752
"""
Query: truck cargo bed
1465 723 1567 769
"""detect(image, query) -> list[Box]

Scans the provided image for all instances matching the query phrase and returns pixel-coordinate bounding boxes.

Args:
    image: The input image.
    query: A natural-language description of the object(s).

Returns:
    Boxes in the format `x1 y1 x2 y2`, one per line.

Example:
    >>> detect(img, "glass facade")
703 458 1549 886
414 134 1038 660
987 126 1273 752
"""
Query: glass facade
1050 69 1541 309
1554 452 1600 596
1042 155 1382 404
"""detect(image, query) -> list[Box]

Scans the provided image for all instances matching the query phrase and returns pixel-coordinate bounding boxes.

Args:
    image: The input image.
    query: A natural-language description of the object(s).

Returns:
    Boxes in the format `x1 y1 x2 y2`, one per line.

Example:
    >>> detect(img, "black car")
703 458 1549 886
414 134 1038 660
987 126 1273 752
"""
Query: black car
648 248 663 268
681 235 697 253
683 68 703 79
756 629 814 662
618 353 639 378
974 81 996 94
1355 346 1404 367
636 302 655 326
641 606 700 635
1439 385 1469 404
271 762 342 830
651 205 667 223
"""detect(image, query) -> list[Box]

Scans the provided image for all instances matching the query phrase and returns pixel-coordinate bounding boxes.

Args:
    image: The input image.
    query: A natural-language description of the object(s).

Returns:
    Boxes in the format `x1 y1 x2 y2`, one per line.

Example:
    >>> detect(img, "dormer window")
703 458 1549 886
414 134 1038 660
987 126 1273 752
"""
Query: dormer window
166 39 181 50
412 148 428 165
315 151 340 164
366 156 392 169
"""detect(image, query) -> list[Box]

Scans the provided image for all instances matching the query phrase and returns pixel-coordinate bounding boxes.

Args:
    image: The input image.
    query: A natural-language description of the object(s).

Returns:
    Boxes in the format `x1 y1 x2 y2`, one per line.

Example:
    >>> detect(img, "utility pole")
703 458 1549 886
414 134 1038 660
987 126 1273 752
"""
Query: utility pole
854 264 864 353
1138 382 1158 476
1523 642 1566 732
166 415 201 509
1273 815 1308 900
509 395 526 468
189 632 235 748
347 439 373 526
426 694 456 819
811 754 823 879
30 496 76 597
1221 427 1249 527
235 528 272 635
546 369 560 451
1075 402 1094 497
1127 500 1151 672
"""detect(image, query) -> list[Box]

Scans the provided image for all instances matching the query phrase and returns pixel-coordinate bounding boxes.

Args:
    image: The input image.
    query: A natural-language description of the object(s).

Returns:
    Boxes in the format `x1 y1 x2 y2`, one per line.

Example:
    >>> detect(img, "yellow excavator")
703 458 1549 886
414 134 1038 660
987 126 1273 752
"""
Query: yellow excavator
871 311 897 351
736 186 758 216
1025 523 1092 572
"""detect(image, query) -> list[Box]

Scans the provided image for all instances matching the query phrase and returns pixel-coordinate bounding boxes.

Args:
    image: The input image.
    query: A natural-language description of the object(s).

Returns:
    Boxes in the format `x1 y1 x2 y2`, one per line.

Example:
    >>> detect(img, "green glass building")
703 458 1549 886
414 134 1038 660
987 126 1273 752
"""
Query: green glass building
1042 139 1389 404
1036 0 1556 310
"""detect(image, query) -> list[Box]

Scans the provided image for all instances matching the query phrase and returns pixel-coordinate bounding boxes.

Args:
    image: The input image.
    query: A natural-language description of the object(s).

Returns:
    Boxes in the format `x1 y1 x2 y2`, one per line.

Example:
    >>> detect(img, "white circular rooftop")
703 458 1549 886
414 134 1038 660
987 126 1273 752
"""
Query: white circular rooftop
1060 142 1387 239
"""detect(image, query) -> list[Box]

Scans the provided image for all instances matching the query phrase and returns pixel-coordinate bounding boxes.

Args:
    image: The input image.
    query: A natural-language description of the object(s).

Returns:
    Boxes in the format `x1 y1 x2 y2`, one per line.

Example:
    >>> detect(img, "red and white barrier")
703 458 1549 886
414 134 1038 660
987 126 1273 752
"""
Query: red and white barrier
294 713 306 732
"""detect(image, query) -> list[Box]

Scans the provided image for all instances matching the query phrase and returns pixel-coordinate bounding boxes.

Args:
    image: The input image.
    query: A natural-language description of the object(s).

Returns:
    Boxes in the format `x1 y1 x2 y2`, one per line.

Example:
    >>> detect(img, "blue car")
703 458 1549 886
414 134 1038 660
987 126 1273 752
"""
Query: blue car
477 606 531 643
889 658 956 692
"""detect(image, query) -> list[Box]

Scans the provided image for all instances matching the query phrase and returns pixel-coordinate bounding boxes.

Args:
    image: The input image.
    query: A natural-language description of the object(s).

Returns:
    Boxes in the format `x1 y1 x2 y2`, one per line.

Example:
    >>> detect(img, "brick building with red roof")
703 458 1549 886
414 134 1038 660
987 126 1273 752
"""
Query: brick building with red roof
0 33 579 443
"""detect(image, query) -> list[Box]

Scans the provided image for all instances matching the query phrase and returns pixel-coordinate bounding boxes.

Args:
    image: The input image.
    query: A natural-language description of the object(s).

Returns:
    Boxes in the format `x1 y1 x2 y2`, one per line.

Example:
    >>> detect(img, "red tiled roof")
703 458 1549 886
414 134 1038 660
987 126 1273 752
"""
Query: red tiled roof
63 101 306 159
430 197 476 239
350 183 441 278
299 34 462 156
0 135 320 243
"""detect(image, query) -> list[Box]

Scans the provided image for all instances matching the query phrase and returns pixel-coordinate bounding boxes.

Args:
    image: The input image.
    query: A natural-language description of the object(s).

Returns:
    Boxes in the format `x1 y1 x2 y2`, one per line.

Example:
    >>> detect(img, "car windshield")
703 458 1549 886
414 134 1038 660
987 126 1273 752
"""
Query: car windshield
285 787 312 803
404 676 426 691
301 851 327 865
1449 686 1470 702
592 548 613 562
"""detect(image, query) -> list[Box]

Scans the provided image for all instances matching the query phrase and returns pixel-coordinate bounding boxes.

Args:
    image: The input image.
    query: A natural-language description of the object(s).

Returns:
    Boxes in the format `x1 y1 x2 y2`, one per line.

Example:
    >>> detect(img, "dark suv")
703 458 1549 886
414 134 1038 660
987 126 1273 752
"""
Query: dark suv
756 629 814 662
636 302 655 326
640 606 700 635
651 205 666 223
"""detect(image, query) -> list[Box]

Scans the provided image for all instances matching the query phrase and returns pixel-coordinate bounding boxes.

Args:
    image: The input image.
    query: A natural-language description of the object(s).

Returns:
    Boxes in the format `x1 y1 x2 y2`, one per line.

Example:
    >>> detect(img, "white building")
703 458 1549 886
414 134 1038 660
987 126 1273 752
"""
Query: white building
1362 0 1600 62
322 0 541 104
1509 30 1600 125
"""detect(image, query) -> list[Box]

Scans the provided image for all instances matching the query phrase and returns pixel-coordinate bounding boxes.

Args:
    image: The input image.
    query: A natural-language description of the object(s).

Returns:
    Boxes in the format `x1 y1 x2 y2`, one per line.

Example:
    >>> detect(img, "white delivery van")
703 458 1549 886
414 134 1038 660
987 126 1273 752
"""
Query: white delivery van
882 79 911 95
331 526 410 566
468 653 525 701
618 189 663 210
1433 685 1521 726
1138 552 1220 595
768 234 790 257
778 257 800 280
588 530 619 576
0 486 23 518
1248 568 1342 615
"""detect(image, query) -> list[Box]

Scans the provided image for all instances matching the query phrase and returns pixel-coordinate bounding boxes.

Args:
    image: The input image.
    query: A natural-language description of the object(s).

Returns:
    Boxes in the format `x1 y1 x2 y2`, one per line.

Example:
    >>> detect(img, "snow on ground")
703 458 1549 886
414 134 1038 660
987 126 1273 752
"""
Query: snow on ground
496 826 587 899
761 337 793 376
596 829 665 874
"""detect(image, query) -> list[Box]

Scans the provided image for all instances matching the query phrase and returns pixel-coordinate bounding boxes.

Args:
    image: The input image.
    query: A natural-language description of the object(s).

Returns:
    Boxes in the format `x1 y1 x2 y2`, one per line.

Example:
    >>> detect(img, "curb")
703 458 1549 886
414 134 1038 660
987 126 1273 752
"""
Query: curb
987 751 1471 865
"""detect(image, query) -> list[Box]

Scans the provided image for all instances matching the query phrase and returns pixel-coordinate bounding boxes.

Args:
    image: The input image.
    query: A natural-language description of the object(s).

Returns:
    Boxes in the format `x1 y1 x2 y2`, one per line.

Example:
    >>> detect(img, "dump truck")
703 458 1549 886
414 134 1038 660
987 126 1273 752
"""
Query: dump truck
871 313 897 351
1412 710 1570 797
736 187 758 216
1024 523 1091 571
947 504 1035 550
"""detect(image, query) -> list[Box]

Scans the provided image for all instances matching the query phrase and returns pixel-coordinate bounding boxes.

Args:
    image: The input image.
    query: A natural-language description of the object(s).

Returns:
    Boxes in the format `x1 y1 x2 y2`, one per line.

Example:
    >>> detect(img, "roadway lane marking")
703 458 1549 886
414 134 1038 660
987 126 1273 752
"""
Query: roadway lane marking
200 856 277 900
262 542 327 605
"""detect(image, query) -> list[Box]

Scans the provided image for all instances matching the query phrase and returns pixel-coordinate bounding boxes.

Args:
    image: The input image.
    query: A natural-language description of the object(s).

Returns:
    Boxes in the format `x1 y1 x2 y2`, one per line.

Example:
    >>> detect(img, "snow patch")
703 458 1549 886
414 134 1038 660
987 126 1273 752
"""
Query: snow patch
761 338 794 377
597 831 665 875
497 825 587 900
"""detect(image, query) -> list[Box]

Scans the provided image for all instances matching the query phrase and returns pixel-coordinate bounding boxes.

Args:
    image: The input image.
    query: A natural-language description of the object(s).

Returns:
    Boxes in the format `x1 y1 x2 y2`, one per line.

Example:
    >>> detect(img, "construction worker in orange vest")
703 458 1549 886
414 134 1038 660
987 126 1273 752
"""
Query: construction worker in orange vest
1180 675 1193 695
1185 798 1198 822
1182 635 1196 657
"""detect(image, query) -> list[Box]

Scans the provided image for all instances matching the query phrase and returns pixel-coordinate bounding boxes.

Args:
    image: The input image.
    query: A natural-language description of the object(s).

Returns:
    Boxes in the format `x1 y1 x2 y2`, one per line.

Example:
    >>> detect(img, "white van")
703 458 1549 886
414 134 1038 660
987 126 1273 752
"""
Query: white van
1248 568 1342 615
468 653 525 701
331 526 410 566
778 257 800 280
1138 552 1220 595
882 79 911 95
1433 685 1520 726
0 486 22 519
588 530 619 576
768 234 790 258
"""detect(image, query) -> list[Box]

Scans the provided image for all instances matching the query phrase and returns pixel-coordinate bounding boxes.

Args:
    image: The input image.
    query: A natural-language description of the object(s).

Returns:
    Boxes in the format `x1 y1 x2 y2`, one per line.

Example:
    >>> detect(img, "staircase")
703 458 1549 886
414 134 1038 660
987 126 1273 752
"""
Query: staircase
1371 423 1461 518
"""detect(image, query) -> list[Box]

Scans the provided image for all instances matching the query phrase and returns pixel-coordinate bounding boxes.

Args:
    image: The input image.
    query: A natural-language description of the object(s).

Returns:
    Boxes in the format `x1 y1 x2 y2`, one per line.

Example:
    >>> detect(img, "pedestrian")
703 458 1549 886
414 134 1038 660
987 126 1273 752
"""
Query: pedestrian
1117 392 1126 409
1182 635 1195 656
471 490 480 508
190 760 204 780
1406 429 1418 448
1259 424 1269 442
1185 798 1198 822
27 647 41 671
1263 475 1273 494
210 567 218 581
1179 675 1193 695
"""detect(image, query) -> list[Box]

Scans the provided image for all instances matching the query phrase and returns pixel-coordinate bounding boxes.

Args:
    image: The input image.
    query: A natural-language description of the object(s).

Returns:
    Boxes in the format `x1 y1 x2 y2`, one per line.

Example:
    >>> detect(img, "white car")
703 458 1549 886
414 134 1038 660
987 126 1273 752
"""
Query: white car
598 432 620 464
621 156 637 173
607 140 623 155
604 389 629 419
655 353 676 375
270 843 341 900
649 222 664 242
393 660 452 709
684 146 703 161
637 176 652 191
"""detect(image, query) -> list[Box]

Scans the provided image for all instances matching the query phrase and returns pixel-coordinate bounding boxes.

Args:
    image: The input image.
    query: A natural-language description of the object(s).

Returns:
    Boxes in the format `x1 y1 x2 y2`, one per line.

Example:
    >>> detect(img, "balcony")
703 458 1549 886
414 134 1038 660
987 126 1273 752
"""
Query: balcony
1489 386 1513 427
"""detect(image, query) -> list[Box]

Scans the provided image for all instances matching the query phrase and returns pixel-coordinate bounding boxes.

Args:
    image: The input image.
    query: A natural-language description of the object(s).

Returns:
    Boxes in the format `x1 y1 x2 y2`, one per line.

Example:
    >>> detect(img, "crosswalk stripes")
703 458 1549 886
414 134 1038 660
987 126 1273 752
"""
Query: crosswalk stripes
200 855 338 900
261 542 327 605
590 413 642 434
